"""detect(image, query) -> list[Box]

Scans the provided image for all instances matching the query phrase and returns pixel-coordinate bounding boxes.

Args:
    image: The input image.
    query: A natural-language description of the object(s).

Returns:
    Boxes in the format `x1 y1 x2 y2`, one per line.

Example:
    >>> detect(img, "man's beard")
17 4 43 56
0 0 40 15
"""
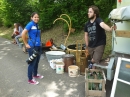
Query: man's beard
88 14 95 20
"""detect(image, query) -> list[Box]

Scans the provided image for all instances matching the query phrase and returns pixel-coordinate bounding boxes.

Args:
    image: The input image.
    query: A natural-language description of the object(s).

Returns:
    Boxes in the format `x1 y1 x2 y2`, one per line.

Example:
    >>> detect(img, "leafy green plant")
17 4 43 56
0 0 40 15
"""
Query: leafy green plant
0 0 116 31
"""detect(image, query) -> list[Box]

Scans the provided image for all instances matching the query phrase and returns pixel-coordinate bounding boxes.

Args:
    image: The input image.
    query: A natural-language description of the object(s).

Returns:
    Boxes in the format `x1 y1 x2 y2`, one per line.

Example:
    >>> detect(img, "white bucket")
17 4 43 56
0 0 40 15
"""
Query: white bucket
56 62 64 74
49 60 56 69
68 65 79 77
49 59 63 69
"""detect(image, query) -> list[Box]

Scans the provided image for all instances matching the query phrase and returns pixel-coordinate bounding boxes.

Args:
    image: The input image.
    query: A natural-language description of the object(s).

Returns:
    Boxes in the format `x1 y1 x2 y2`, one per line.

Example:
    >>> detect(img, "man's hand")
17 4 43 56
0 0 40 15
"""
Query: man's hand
85 49 89 56
111 24 117 31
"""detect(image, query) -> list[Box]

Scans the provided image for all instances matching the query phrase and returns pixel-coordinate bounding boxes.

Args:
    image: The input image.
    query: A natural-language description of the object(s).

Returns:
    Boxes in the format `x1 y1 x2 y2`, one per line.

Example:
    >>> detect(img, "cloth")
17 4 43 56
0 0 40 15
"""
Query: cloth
25 21 41 47
27 46 41 80
88 45 105 63
84 17 106 48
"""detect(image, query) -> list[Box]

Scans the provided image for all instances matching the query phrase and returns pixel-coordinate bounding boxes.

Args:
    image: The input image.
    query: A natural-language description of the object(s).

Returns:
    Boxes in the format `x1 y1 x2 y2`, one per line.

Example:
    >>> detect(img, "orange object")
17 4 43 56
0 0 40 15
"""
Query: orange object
118 0 122 3
45 40 52 47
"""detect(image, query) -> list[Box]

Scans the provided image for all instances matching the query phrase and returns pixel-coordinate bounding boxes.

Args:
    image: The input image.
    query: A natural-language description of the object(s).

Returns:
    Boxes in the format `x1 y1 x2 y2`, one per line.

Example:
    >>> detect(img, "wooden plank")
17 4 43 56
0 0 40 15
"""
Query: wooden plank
89 90 103 96
116 30 130 38
87 79 103 83
85 80 89 97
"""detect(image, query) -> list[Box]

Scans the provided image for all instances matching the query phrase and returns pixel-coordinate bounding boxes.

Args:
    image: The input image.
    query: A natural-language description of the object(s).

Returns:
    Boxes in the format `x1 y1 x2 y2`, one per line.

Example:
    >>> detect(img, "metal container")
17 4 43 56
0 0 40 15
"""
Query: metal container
80 54 87 74
45 51 65 62
63 54 75 72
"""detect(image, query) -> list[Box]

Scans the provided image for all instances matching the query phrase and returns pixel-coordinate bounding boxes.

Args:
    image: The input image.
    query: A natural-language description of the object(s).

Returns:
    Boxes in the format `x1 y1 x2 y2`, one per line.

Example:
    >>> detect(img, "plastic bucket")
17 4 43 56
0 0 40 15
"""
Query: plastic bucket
68 65 79 77
49 60 56 69
55 62 64 74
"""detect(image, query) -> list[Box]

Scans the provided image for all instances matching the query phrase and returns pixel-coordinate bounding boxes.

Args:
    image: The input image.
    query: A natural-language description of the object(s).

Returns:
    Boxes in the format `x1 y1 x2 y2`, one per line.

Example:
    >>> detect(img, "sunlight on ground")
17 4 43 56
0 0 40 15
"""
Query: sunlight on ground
1 47 11 51
41 80 78 97
0 41 11 45
0 41 11 60
65 88 77 95
28 94 41 97
44 91 59 97
47 81 59 90
0 56 3 59
43 81 60 97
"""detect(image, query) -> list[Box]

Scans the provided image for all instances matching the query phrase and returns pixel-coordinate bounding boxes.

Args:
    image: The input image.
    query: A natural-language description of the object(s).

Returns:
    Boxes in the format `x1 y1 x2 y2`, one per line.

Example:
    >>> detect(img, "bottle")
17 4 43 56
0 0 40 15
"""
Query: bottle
98 71 102 90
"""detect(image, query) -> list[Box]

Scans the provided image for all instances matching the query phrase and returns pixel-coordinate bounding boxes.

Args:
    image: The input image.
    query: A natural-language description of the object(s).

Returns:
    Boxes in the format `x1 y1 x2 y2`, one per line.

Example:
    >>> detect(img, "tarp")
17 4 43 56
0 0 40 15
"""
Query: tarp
109 6 130 20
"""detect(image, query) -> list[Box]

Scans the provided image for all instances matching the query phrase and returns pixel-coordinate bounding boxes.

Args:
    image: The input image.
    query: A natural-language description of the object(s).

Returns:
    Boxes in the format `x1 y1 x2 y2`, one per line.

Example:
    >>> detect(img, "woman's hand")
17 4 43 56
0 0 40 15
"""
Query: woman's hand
25 44 31 49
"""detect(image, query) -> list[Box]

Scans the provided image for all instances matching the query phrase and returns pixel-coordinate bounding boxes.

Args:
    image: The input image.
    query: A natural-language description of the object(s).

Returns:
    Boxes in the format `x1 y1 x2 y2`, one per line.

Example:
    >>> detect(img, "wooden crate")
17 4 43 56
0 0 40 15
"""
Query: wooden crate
85 68 106 97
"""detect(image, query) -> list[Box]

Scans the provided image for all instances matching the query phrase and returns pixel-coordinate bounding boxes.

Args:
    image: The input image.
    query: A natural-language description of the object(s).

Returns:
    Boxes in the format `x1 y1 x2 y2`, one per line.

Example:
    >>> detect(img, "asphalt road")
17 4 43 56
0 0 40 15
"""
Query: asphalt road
0 37 113 97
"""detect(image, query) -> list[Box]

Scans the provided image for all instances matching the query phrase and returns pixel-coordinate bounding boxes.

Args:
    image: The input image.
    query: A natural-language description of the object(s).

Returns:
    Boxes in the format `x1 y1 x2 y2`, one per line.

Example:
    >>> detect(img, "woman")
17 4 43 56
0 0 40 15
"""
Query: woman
15 23 23 46
22 12 43 85
11 23 20 44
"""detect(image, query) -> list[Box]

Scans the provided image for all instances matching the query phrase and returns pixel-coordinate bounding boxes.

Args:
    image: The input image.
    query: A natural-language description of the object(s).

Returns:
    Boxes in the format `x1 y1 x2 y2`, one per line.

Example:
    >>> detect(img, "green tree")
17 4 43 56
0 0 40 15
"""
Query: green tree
0 0 34 27
0 0 116 31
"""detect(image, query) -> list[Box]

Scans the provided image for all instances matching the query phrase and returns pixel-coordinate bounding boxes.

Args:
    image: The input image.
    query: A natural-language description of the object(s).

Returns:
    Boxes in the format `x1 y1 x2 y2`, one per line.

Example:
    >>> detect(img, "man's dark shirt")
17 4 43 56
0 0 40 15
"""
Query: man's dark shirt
84 17 106 48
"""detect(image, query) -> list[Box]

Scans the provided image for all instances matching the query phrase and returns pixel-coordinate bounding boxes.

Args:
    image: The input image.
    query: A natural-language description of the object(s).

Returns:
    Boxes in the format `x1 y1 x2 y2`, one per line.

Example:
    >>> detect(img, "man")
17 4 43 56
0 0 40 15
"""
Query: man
84 5 116 69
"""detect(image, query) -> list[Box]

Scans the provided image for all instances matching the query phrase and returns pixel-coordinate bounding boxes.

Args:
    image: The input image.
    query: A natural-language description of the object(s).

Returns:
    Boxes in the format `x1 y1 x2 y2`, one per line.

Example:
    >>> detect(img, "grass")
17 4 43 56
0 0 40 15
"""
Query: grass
0 26 112 59
41 25 85 46
0 26 13 40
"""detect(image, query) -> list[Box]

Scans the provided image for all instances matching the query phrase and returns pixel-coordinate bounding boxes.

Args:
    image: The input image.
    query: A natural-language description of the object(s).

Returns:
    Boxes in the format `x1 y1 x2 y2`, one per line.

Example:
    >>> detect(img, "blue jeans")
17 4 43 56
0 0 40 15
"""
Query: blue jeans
27 46 41 80
15 34 21 45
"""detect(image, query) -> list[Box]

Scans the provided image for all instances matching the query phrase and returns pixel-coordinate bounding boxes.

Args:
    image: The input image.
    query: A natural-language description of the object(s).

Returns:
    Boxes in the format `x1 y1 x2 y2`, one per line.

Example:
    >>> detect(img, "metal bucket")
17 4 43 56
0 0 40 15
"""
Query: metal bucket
62 54 75 72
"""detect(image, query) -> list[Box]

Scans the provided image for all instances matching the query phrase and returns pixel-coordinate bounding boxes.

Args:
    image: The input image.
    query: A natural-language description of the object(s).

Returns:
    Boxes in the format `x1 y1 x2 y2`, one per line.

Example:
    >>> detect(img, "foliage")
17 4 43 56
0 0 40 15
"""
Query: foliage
0 0 116 31
0 0 35 27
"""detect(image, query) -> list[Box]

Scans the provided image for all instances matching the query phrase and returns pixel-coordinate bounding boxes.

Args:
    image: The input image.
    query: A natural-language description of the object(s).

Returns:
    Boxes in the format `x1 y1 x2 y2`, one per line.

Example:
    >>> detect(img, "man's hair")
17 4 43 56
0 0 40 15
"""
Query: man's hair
89 5 99 17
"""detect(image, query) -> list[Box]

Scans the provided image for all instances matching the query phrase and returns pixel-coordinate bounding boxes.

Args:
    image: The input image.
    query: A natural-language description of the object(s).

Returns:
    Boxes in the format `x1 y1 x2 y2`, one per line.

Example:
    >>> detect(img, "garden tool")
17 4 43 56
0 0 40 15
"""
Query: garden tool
53 14 74 51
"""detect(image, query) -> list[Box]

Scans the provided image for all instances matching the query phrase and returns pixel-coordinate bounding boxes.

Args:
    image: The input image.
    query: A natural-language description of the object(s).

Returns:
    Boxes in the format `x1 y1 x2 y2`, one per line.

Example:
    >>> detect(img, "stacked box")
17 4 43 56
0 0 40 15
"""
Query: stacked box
85 68 106 97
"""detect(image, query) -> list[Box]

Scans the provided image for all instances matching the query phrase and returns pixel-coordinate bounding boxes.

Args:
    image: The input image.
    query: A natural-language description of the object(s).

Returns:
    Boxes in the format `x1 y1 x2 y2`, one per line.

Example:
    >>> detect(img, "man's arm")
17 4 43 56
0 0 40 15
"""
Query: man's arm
84 32 89 47
84 32 89 56
100 22 113 32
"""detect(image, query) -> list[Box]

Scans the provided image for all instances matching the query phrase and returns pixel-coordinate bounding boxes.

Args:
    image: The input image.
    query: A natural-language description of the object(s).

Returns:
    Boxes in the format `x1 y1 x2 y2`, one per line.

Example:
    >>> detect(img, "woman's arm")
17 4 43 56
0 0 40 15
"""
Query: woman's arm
21 29 30 49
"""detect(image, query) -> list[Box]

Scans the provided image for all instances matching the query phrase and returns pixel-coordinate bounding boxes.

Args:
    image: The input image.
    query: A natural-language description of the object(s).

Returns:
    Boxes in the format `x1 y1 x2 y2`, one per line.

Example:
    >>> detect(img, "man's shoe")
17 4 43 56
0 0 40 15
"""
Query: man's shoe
88 60 93 69
33 74 44 79
88 63 93 69
28 79 39 85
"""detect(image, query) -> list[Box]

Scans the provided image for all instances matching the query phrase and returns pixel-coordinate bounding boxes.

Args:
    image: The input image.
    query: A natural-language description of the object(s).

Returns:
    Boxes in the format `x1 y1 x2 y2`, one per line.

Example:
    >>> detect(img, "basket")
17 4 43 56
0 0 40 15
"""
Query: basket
45 51 66 62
